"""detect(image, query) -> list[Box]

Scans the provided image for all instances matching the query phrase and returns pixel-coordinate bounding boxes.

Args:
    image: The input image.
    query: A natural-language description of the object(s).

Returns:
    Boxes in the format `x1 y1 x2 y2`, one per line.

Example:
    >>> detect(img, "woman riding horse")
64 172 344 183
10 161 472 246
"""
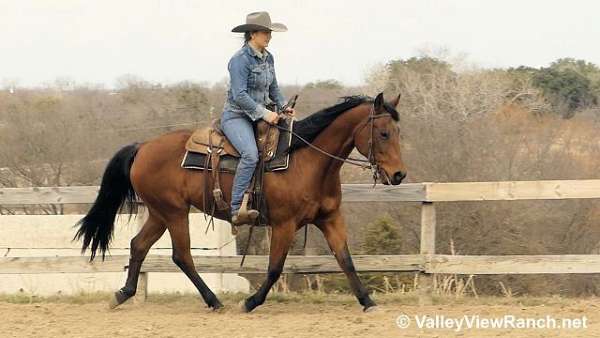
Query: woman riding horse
74 12 407 314
222 11 296 226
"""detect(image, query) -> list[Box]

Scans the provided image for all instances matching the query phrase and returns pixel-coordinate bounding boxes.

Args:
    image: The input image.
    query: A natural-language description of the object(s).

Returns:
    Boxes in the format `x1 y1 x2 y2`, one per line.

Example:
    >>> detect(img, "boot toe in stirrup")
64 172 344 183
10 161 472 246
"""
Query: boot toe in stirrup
231 209 260 226
247 209 259 220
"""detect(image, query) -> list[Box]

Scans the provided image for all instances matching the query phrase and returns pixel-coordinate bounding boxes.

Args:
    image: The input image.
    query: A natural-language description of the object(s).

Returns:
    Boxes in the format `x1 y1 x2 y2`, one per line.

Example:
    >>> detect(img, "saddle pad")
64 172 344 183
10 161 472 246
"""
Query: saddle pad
181 117 294 172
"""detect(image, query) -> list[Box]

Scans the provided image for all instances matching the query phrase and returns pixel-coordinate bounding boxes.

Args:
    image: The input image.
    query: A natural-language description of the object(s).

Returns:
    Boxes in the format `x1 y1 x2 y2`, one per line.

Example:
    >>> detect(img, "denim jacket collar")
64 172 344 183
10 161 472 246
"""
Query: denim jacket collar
244 43 269 61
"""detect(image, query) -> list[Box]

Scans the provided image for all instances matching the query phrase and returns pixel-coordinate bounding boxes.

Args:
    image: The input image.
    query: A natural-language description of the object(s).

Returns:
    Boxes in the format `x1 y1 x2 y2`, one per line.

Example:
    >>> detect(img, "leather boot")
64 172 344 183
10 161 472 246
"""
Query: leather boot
231 193 259 226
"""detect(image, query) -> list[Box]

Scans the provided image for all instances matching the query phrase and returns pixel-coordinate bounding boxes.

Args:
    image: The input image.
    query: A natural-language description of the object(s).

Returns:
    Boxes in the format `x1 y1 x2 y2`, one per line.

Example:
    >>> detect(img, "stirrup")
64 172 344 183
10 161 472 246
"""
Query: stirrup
231 193 259 226
231 209 259 226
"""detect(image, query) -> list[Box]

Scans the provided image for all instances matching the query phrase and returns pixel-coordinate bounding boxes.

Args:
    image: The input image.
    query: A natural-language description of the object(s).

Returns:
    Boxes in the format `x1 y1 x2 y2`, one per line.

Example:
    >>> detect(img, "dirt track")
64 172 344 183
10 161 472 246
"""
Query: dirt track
1 296 599 338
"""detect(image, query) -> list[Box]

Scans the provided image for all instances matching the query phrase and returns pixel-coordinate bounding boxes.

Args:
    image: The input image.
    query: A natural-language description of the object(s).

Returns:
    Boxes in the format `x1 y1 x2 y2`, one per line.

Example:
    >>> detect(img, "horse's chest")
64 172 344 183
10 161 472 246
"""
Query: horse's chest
297 193 340 222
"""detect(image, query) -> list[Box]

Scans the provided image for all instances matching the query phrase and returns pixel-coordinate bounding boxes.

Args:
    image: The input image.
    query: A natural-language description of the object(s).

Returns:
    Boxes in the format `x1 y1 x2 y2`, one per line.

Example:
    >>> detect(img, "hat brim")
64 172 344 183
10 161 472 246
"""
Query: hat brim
231 22 287 33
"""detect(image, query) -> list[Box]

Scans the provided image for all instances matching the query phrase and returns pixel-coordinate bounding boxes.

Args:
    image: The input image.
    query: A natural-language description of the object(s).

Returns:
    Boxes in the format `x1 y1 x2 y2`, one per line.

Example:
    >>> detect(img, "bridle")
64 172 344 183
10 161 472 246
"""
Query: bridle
351 103 393 185
274 102 393 185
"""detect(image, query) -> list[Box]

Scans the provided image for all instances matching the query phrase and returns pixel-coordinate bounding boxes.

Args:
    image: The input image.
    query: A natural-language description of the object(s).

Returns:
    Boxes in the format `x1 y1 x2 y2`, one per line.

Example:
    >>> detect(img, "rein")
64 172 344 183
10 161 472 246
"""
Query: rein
276 124 372 169
274 103 392 183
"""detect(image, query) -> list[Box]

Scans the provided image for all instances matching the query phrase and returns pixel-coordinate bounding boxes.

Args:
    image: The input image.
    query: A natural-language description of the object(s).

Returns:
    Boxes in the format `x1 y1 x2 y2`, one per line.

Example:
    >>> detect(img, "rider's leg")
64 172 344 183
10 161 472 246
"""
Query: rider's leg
220 115 259 217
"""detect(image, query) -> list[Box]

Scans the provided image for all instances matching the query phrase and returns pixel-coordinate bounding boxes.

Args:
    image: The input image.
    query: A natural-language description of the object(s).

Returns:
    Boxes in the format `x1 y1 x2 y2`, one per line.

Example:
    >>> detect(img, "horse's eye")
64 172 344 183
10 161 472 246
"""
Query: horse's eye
380 131 389 140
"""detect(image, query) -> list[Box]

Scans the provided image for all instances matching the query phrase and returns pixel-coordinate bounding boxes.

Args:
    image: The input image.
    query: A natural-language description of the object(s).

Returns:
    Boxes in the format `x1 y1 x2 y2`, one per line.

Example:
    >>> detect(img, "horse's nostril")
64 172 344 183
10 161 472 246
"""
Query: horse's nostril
393 171 406 184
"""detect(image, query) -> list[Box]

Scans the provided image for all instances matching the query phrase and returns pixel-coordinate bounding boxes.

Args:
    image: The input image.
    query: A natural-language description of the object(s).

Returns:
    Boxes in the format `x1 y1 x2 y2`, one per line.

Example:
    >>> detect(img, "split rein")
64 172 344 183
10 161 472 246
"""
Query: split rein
273 103 391 183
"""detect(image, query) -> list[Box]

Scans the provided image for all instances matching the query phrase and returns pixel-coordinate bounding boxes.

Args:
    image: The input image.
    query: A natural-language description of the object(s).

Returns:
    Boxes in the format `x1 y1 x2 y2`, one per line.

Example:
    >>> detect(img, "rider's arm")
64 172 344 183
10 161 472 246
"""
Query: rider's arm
228 55 268 121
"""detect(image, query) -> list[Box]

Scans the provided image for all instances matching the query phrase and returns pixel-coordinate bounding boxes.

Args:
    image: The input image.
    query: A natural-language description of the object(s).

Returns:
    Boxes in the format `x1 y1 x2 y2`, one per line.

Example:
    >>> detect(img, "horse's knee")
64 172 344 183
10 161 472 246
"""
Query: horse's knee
172 251 184 268
341 257 357 274
267 267 283 281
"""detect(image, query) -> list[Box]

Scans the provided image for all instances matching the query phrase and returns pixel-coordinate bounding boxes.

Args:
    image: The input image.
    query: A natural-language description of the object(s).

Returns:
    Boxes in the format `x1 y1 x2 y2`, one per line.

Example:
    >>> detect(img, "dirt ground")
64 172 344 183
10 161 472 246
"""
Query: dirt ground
1 294 599 338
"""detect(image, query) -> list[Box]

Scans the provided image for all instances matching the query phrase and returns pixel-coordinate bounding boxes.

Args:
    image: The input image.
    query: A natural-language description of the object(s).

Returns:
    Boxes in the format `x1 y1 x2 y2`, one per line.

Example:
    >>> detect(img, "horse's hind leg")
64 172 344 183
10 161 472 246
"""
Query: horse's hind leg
242 221 295 313
110 210 166 308
168 213 223 310
316 210 377 312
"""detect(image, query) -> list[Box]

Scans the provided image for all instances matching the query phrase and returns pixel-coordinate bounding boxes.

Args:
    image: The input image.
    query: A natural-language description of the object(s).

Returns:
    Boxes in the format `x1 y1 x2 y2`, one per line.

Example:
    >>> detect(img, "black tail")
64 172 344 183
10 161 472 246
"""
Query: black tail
74 143 140 261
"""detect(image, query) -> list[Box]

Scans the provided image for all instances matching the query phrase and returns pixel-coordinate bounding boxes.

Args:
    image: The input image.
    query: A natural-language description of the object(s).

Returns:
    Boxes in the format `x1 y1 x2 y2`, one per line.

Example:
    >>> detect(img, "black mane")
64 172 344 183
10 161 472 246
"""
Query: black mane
289 95 399 151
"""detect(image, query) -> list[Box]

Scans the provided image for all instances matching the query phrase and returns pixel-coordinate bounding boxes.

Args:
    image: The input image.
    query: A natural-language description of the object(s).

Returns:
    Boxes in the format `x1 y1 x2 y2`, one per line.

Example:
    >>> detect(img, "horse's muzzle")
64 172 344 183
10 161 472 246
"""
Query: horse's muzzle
390 171 406 185
379 169 406 185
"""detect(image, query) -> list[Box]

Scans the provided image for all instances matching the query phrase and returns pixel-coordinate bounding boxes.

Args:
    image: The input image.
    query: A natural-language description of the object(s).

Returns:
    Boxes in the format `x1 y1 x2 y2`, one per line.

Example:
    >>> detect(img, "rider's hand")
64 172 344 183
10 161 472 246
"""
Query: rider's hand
262 110 280 125
283 107 296 116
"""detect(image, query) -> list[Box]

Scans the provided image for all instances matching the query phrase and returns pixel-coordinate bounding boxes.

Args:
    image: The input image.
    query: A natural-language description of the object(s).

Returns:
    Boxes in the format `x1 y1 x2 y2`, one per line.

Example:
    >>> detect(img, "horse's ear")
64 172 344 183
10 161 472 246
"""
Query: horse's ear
390 93 401 108
374 92 384 110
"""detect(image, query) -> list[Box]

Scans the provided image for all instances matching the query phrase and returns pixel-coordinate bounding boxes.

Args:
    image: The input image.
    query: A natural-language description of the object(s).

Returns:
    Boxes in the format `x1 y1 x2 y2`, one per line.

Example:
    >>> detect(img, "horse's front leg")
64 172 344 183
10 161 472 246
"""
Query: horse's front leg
316 210 377 312
241 221 296 312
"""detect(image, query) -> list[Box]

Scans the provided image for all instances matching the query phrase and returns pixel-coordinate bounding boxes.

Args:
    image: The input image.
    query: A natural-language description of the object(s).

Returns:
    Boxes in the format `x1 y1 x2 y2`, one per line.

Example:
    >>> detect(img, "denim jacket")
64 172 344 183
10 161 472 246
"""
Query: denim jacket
223 43 286 122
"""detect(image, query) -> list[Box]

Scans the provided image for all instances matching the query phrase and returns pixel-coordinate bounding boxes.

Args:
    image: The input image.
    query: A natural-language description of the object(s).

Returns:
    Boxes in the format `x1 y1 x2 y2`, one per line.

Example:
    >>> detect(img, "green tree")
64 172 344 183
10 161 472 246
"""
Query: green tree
532 67 597 118
303 79 343 90
550 58 600 99
550 58 600 77
362 214 402 255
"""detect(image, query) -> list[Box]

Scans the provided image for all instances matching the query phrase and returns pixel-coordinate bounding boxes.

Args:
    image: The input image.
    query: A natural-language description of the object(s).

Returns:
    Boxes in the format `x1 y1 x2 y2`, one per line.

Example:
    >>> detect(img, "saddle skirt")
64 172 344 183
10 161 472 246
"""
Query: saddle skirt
185 119 240 157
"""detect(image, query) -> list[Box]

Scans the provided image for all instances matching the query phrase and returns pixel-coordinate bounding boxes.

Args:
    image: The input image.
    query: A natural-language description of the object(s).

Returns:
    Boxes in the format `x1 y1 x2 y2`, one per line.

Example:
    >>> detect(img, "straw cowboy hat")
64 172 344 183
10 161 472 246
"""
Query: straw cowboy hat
231 11 288 32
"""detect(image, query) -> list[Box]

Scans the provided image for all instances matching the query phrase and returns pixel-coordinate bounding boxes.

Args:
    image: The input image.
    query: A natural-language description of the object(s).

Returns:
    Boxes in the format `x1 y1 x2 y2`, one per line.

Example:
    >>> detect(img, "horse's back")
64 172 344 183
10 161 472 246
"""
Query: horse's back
130 129 196 205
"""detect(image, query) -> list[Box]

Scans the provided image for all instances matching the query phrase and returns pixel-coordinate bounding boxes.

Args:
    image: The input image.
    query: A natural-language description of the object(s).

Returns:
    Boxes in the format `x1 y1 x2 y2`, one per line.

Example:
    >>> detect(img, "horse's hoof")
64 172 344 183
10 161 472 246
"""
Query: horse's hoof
108 294 121 310
238 300 250 313
211 303 225 312
364 305 380 313
108 290 130 309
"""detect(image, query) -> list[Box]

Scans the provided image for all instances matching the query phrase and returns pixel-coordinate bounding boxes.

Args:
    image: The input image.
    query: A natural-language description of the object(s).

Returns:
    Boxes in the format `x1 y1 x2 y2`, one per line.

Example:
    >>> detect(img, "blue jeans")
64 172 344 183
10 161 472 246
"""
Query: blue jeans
220 110 259 216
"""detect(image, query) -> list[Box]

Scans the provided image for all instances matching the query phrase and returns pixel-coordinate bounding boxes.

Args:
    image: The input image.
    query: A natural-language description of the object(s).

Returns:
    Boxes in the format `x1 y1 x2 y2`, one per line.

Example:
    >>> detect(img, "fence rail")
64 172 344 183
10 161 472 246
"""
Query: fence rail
3 180 600 205
2 180 600 302
2 254 600 275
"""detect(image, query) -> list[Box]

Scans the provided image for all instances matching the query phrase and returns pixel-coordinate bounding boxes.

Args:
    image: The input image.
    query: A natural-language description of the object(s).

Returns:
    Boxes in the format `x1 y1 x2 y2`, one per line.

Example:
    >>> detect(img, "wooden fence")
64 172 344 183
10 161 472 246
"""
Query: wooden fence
2 180 600 303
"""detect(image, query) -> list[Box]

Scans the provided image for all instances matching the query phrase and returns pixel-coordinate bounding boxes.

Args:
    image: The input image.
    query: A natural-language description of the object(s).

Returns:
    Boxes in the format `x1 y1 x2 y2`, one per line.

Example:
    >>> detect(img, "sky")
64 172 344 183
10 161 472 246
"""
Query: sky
1 0 600 88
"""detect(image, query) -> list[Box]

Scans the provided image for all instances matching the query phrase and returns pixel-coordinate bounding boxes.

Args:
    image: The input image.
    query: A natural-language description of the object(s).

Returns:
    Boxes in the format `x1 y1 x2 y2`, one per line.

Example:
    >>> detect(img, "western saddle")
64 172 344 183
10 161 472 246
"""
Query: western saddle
184 110 289 232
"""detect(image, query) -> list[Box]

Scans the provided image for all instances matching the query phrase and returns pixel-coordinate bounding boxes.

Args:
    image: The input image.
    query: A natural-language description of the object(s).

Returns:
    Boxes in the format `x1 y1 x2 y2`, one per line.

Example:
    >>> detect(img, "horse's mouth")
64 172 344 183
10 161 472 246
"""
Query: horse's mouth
379 168 393 185
379 167 405 185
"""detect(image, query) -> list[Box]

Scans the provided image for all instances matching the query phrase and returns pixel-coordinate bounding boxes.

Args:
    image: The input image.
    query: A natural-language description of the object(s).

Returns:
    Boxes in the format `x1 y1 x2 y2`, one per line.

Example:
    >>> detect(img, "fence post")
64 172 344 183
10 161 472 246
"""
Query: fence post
418 201 436 305
134 272 148 303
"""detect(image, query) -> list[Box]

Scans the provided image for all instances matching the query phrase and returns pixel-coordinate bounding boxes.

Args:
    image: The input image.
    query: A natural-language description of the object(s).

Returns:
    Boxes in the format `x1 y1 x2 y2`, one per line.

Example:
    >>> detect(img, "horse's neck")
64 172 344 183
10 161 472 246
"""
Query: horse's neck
304 105 367 177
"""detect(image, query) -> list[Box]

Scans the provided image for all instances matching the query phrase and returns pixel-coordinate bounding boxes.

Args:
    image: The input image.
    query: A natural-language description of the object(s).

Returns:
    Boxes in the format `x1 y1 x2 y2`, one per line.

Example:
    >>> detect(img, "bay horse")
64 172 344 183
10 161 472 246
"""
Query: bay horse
74 92 406 312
